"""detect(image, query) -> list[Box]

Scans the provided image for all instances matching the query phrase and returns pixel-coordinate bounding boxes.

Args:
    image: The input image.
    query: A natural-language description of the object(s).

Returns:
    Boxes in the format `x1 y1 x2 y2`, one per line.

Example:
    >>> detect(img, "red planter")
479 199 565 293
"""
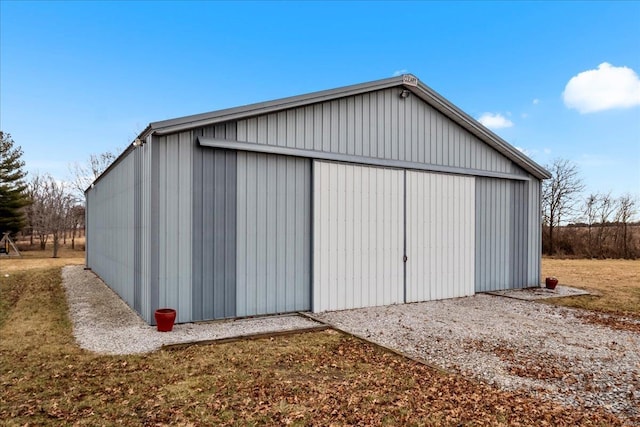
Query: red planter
154 308 176 332
545 277 559 290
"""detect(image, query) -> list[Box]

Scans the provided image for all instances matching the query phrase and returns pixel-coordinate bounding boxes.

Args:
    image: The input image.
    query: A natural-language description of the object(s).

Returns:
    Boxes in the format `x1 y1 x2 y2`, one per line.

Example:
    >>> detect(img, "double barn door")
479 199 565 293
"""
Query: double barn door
313 161 475 312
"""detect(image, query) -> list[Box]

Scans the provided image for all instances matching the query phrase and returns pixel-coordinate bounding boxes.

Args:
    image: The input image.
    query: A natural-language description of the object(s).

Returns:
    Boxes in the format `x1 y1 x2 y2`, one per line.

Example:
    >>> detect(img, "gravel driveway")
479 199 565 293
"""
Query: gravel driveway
314 296 640 424
63 265 639 424
62 266 324 355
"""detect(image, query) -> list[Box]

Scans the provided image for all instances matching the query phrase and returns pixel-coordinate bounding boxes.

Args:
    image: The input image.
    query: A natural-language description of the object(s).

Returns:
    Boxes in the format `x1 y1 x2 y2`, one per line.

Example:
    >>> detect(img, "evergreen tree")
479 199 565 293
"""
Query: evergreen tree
0 131 29 235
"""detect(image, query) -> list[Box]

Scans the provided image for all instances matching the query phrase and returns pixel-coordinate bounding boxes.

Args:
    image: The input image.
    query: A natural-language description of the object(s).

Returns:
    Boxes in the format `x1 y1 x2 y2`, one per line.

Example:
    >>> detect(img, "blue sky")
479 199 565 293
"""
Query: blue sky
1 1 639 200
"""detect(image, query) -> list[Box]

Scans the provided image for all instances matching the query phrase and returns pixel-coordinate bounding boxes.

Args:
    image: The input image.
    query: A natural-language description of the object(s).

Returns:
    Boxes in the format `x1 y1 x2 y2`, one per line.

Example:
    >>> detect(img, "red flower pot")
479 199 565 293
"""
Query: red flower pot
545 277 558 290
154 308 176 332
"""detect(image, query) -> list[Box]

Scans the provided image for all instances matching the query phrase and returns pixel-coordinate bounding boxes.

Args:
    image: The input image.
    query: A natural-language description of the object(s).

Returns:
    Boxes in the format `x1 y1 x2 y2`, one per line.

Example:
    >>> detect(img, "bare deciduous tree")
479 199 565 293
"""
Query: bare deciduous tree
68 205 85 250
27 173 75 257
583 193 599 258
594 192 615 258
614 194 637 258
27 174 49 250
68 151 117 199
542 159 585 255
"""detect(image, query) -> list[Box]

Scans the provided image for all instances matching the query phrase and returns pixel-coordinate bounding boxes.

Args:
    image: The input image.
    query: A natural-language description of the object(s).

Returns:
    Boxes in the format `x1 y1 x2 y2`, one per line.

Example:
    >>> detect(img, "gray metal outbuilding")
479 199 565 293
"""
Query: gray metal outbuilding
86 74 550 324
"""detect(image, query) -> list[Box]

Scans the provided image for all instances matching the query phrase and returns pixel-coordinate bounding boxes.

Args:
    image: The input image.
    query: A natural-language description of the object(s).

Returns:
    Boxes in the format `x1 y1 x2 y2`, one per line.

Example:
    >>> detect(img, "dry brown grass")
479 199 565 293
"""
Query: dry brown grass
0 258 624 426
541 258 640 316
0 244 84 273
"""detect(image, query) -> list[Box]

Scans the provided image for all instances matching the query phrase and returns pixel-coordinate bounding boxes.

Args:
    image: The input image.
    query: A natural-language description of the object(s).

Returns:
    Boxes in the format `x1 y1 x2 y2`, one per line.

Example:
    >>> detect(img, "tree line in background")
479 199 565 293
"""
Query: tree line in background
0 131 114 257
1 130 639 259
542 159 638 259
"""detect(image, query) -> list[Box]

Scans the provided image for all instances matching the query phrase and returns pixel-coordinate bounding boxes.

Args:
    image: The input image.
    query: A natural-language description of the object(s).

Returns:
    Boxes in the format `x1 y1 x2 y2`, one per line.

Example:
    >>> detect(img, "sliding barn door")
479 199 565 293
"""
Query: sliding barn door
406 171 475 301
313 161 404 312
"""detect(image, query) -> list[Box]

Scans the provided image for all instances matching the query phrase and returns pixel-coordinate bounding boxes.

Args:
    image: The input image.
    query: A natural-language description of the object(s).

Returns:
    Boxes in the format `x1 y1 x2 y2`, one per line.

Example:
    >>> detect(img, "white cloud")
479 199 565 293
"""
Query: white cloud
477 112 514 129
532 98 540 105
392 69 409 77
543 148 551 155
521 113 529 119
563 63 640 113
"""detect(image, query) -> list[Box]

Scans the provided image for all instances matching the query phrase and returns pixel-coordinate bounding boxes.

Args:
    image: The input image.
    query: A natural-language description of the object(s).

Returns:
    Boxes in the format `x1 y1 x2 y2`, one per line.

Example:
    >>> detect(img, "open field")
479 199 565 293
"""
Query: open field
1 238 85 273
541 257 640 316
0 253 627 425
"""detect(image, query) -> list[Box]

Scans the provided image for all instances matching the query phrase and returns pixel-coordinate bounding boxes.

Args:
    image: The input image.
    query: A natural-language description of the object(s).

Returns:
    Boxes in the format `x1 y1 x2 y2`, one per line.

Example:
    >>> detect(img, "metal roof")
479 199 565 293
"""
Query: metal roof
91 74 550 192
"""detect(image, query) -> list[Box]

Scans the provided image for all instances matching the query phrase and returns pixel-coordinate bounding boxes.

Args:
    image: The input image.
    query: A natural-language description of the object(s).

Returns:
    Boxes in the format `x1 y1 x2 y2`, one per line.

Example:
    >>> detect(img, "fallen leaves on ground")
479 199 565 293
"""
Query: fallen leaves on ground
0 264 629 426
576 312 640 333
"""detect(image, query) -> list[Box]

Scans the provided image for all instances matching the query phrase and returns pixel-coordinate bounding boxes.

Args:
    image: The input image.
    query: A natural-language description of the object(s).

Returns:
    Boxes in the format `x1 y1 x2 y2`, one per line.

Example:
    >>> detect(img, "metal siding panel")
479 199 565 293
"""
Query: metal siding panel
411 98 419 162
85 149 138 316
400 92 408 161
224 152 237 316
278 158 289 310
475 180 485 292
392 90 400 160
304 106 314 150
236 152 249 315
232 87 521 175
321 103 331 152
257 116 267 144
367 93 376 157
277 111 287 147
202 150 215 318
134 148 142 312
267 114 277 145
286 110 296 148
330 100 339 153
247 118 258 143
475 177 532 292
191 144 204 321
283 158 294 310
301 160 312 309
377 92 385 158
295 109 305 149
511 182 526 287
177 132 192 321
313 161 403 312
354 96 362 156
339 98 347 154
384 90 393 159
255 154 267 315
361 94 370 157
236 152 311 316
313 105 323 151
237 120 247 141
212 152 227 316
164 135 178 310
148 139 160 322
265 155 277 311
528 179 542 285
153 133 194 322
